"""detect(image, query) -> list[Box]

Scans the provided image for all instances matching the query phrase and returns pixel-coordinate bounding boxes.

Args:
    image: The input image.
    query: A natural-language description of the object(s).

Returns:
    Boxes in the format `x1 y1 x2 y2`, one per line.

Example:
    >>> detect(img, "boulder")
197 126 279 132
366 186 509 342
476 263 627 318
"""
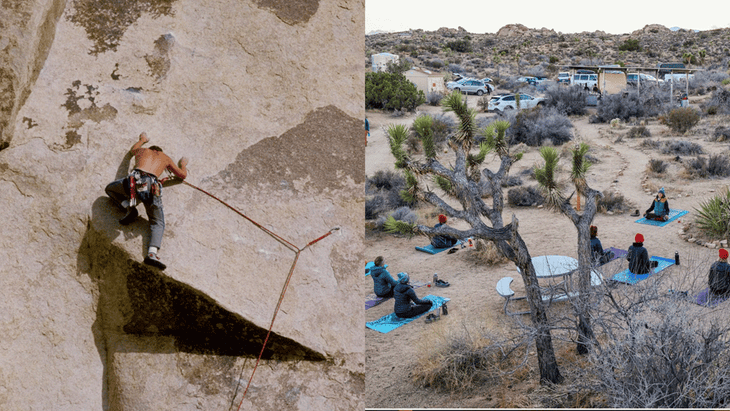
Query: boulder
0 0 364 409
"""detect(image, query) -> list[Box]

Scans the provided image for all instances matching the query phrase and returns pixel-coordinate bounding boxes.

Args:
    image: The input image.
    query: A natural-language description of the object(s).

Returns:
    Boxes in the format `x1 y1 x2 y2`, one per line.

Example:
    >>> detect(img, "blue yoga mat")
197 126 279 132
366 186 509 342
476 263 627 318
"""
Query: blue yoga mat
415 240 463 255
693 287 730 307
634 209 688 227
365 295 450 333
611 256 675 284
365 261 387 276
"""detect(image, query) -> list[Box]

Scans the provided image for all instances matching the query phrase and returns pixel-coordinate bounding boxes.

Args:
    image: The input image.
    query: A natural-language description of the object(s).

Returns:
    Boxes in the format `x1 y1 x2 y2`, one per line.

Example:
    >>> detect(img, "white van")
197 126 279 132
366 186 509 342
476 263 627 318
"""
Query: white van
571 73 598 89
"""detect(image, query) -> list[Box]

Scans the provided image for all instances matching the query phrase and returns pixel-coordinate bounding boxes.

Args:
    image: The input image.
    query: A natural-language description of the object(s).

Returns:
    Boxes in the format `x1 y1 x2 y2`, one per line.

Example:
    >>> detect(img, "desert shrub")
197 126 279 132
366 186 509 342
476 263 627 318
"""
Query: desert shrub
648 159 668 174
710 126 730 142
694 188 730 238
640 139 662 149
688 70 730 94
375 206 418 230
597 190 632 213
431 113 456 147
412 328 525 393
445 38 472 53
542 84 588 116
469 239 510 265
405 134 421 153
365 171 415 221
501 175 523 187
665 107 700 133
618 38 641 51
477 96 490 112
627 125 651 138
684 154 730 178
704 88 730 115
661 140 704 155
591 87 669 123
508 107 573 146
365 71 426 111
426 91 444 106
507 185 545 207
427 59 444 69
447 63 464 73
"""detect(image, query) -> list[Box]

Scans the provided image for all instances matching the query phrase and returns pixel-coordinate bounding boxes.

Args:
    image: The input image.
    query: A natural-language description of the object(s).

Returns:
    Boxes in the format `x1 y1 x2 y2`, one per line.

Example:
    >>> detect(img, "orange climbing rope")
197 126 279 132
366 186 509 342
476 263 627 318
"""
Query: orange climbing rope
180 180 338 410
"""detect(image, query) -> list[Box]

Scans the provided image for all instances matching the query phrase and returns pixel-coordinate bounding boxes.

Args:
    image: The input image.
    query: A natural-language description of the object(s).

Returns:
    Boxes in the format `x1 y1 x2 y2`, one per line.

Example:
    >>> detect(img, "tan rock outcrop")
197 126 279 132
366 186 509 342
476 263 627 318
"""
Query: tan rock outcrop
0 0 364 409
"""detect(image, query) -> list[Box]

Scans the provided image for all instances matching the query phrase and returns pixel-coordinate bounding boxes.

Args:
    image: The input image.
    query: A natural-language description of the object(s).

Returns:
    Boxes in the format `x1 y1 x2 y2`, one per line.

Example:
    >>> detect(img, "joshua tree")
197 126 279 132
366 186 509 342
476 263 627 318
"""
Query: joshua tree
385 91 563 384
534 143 603 354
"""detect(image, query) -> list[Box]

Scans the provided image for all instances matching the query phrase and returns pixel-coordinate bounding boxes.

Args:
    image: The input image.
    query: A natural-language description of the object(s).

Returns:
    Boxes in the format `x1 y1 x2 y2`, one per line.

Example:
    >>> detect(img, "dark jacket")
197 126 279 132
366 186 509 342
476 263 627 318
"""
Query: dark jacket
370 265 398 297
709 261 730 295
590 236 604 259
645 198 670 217
627 242 651 274
393 282 431 315
431 223 457 248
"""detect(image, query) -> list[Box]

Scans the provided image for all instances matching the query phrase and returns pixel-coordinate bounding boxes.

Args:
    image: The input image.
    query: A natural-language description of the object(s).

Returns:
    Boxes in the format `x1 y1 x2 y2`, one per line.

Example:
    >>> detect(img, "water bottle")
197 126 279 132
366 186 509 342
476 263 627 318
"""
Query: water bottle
675 251 680 265
442 303 448 315
433 273 438 285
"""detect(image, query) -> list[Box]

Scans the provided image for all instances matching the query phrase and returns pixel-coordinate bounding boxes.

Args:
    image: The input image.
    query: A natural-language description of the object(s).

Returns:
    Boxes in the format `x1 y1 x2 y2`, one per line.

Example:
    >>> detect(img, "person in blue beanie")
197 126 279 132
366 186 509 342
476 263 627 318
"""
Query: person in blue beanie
393 272 433 319
644 187 670 221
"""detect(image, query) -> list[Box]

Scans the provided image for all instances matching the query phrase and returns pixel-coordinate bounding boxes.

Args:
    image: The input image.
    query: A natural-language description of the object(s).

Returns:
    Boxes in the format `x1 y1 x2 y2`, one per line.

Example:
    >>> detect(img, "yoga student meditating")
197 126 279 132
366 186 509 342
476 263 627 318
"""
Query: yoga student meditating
626 233 658 275
590 225 614 265
709 249 730 298
369 256 398 299
430 214 458 249
643 187 670 221
393 272 433 319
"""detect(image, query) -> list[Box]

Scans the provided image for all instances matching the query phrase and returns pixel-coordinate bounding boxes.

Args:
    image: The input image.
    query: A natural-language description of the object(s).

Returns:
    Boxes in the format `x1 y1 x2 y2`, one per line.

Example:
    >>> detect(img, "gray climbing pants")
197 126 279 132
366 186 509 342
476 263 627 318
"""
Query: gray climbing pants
105 172 165 249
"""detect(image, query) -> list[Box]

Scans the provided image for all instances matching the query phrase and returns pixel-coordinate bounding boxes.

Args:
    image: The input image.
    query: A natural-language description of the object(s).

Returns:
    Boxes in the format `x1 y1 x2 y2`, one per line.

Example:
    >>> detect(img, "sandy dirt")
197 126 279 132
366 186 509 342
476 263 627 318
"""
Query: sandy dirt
364 94 730 408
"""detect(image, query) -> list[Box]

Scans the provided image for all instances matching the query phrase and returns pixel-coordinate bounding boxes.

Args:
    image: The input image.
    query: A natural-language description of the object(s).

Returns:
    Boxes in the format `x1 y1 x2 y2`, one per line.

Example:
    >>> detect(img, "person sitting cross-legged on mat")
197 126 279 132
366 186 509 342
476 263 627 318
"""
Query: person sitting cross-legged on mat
393 272 433 319
370 256 398 299
627 233 658 274
643 187 670 221
590 225 615 265
430 214 458 249
709 248 730 298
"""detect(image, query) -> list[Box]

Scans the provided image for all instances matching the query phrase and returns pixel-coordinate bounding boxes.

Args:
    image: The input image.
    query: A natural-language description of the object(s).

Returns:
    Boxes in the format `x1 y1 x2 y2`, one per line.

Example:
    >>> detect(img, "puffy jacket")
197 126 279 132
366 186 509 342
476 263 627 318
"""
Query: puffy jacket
709 261 730 295
590 237 604 259
645 198 670 217
627 242 651 274
370 265 398 297
431 223 457 248
393 282 431 315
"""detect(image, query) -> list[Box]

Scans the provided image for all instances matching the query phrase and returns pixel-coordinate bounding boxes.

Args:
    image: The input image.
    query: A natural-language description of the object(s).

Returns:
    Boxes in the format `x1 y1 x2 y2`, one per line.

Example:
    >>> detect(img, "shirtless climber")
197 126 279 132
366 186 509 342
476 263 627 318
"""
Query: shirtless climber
105 132 188 270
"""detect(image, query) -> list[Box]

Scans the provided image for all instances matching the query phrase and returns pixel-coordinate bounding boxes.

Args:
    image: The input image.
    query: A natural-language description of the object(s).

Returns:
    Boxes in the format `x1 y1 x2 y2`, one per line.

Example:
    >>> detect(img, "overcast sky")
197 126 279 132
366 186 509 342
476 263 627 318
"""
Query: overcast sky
366 0 730 35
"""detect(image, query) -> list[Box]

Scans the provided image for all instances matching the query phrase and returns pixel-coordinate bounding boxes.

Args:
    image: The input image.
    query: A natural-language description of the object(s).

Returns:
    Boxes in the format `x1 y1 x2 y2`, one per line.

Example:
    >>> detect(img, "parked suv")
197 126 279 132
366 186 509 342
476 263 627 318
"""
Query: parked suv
626 73 663 86
488 93 545 113
557 72 571 84
447 79 493 95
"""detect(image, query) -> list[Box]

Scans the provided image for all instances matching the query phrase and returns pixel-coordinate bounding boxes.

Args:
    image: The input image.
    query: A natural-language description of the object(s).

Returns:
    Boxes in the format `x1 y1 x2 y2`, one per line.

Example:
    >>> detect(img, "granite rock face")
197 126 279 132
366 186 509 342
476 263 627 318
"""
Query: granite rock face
0 0 364 409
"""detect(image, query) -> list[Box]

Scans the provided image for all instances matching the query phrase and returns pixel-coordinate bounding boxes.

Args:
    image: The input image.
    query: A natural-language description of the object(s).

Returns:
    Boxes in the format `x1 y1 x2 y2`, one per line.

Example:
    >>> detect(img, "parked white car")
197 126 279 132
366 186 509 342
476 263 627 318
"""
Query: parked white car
627 73 664 86
557 72 571 84
488 93 545 113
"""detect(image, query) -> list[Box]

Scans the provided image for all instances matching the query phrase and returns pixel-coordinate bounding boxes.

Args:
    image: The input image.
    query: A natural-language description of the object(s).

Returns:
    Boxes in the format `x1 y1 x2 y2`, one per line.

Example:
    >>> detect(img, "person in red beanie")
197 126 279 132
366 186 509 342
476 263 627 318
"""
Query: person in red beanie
430 214 458 249
626 233 658 274
709 248 730 297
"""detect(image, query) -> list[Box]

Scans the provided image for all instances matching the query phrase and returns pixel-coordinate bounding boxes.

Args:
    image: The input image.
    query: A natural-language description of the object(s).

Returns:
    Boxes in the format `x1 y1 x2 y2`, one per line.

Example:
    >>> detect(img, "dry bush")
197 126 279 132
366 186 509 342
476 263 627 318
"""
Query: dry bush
412 325 530 394
467 239 509 265
508 107 574 146
507 185 545 207
627 125 651 138
683 154 730 179
710 126 730 142
666 107 700 133
648 159 668 174
661 140 704 155
640 139 662 149
597 190 633 214
366 170 416 221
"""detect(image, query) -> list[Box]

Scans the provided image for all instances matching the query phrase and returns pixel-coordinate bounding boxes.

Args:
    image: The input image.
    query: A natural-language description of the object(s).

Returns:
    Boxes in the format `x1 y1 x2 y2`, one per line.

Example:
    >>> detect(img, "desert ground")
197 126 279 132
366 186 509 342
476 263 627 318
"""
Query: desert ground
364 92 730 408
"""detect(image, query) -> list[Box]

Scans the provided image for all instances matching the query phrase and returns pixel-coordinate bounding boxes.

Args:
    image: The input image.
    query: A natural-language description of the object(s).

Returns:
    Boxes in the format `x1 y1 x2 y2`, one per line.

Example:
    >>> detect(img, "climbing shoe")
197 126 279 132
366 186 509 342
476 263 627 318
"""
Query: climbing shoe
119 207 139 225
144 252 167 270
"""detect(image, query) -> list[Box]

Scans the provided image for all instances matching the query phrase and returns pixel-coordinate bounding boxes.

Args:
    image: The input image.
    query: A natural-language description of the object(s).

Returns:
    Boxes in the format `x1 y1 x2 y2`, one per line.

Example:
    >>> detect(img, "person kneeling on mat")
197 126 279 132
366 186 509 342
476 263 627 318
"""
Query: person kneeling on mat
393 272 433 319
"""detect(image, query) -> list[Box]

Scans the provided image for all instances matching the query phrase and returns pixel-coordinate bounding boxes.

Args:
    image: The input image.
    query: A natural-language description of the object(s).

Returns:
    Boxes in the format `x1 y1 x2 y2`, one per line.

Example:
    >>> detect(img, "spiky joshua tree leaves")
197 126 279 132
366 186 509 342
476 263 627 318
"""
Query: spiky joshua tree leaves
385 91 563 384
535 142 603 355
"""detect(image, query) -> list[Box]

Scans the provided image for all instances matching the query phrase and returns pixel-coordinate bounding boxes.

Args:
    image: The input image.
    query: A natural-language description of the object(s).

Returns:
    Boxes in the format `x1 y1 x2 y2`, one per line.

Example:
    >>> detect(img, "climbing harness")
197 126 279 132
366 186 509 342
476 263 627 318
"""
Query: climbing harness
179 180 339 409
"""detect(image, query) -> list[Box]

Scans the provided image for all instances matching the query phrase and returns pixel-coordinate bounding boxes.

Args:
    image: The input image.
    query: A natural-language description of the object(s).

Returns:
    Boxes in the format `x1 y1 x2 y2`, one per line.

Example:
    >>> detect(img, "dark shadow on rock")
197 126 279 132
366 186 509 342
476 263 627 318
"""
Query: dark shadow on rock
83 197 325 362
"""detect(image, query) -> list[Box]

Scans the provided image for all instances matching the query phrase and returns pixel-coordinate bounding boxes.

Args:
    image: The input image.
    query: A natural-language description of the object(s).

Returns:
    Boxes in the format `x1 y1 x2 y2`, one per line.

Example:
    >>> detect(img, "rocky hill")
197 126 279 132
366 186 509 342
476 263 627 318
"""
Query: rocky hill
0 0 363 409
365 23 730 80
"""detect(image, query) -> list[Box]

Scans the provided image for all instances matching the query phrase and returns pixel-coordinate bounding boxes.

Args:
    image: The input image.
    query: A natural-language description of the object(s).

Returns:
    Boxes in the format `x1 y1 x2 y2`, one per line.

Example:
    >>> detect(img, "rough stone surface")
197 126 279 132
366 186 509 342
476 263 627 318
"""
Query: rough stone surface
0 0 364 409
